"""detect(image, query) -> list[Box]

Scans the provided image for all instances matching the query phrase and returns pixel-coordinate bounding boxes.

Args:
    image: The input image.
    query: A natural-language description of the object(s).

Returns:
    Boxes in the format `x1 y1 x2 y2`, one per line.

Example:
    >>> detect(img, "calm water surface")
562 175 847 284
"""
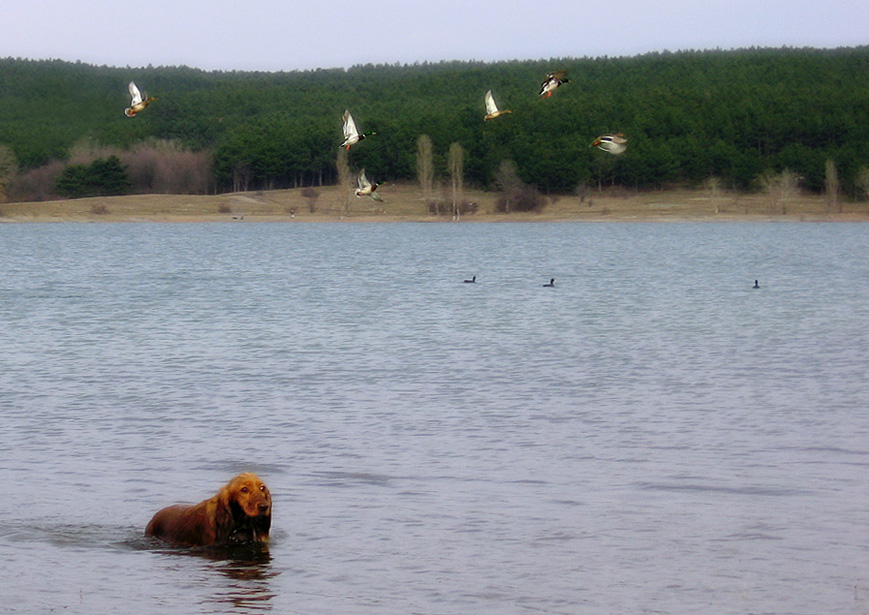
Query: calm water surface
1 221 868 615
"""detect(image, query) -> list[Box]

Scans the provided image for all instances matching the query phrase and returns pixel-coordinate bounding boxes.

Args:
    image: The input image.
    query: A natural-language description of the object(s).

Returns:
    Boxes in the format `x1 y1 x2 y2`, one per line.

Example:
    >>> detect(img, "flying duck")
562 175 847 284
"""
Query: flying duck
591 134 628 155
341 110 375 150
354 169 383 201
484 90 512 121
125 81 156 117
539 71 569 98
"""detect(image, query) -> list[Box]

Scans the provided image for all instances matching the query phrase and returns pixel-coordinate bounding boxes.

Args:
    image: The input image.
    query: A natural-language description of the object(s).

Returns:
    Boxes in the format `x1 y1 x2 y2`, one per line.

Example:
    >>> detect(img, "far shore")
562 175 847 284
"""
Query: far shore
2 184 868 223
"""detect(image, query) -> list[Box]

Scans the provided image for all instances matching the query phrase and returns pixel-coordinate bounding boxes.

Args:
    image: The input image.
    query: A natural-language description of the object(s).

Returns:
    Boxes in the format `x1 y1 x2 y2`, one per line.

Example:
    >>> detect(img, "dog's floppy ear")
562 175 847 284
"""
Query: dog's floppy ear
212 484 236 544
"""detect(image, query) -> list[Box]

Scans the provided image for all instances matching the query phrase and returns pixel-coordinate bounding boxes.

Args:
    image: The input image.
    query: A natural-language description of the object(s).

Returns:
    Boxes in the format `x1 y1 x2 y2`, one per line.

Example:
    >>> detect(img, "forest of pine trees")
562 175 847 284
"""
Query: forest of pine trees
0 46 867 202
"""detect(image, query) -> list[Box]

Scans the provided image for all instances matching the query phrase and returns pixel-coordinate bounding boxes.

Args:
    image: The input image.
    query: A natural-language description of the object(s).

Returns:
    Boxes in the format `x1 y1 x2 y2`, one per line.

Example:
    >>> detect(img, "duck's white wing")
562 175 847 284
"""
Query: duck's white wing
485 90 499 115
343 110 359 139
128 81 143 105
358 170 372 190
545 70 568 84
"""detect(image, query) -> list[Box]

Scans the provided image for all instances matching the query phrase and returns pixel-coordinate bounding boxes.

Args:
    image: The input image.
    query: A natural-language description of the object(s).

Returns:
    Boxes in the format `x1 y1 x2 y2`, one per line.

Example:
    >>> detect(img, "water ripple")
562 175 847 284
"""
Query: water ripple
1 222 868 615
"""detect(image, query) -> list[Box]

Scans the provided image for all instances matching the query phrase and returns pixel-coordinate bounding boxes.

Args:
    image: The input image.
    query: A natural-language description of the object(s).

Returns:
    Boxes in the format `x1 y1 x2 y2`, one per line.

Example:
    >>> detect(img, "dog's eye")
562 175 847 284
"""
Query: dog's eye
240 487 249 493
259 485 266 492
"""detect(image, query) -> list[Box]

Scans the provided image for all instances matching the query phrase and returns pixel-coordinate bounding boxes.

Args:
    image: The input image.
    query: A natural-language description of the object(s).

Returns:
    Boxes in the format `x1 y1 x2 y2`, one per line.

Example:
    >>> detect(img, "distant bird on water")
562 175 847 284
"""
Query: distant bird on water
591 134 628 155
125 81 156 117
484 90 512 121
464 276 476 283
341 110 375 150
539 71 569 98
543 278 555 287
753 280 760 289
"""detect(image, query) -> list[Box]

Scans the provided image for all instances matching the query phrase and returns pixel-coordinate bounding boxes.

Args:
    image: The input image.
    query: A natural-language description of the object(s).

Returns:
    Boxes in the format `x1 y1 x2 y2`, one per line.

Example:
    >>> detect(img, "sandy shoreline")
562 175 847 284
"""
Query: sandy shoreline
2 184 868 223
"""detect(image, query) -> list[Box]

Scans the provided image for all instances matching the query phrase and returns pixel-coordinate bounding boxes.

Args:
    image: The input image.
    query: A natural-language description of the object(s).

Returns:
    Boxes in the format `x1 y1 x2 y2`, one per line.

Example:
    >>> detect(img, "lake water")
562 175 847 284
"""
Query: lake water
0 221 867 615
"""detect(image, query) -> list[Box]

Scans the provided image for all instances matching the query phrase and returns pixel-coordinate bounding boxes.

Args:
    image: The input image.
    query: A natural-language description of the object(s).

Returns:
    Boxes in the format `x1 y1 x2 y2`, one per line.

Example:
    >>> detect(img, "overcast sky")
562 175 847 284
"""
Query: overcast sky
4 0 867 72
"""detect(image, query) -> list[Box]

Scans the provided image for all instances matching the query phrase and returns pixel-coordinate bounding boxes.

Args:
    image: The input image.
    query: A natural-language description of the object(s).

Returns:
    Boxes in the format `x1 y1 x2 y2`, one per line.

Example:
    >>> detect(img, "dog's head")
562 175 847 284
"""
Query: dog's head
224 473 271 518
216 473 272 544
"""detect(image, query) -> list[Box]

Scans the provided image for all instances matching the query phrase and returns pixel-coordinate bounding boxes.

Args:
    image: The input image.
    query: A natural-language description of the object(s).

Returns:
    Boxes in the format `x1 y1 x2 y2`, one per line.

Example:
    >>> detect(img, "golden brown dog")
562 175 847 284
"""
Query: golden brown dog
145 473 271 547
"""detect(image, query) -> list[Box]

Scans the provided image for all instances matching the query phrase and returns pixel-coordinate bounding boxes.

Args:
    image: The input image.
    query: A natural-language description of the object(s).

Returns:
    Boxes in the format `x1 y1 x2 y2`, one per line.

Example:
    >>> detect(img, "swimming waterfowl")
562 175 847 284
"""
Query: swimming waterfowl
591 134 628 155
753 280 760 289
125 81 156 117
484 90 512 121
543 278 555 287
341 110 375 150
354 169 383 201
539 71 569 98
464 276 476 283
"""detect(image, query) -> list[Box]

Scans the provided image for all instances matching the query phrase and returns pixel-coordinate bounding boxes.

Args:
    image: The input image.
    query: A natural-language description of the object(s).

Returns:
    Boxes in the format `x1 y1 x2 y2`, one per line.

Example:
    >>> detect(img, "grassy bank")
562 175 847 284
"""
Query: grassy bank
2 184 868 223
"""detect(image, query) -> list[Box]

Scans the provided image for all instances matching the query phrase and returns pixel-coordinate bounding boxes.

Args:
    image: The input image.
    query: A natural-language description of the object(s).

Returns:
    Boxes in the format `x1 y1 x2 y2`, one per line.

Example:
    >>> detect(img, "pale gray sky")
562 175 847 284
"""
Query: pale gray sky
4 0 867 72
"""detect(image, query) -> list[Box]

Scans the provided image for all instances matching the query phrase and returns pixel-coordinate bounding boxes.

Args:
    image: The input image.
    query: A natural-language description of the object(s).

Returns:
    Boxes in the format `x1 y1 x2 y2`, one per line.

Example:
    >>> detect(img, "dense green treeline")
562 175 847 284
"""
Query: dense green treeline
1 47 867 198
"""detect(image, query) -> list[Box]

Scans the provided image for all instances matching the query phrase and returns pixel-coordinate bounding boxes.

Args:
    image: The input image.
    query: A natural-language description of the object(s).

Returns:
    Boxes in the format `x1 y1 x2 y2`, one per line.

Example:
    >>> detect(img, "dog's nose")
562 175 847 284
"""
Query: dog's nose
258 503 270 513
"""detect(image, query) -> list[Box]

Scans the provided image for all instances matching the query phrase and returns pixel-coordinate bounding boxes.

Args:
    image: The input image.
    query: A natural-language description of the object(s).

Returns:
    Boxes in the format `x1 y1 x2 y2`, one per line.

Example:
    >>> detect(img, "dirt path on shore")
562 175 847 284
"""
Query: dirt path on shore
2 184 867 222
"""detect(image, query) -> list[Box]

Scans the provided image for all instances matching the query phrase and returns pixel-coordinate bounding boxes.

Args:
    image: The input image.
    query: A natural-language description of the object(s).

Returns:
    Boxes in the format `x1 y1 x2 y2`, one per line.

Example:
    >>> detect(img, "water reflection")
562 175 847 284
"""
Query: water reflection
205 548 277 612
156 544 278 612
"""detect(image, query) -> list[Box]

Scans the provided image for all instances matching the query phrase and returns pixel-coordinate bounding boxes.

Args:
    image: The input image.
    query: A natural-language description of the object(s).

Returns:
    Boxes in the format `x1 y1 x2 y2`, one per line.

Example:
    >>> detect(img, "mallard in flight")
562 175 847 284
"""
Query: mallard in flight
539 71 569 98
124 81 156 117
355 169 383 201
591 134 628 155
341 110 375 150
484 90 512 121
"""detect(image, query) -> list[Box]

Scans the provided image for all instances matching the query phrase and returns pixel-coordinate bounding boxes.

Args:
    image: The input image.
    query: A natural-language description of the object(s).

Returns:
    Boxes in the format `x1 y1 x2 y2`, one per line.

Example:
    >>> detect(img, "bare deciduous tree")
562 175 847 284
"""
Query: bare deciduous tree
494 160 523 213
301 187 320 213
824 159 840 213
69 138 115 165
124 139 211 194
857 167 869 201
705 176 722 213
7 161 64 202
759 169 800 214
416 134 434 208
335 147 353 219
63 138 213 195
448 142 464 221
493 160 545 213
0 144 17 202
